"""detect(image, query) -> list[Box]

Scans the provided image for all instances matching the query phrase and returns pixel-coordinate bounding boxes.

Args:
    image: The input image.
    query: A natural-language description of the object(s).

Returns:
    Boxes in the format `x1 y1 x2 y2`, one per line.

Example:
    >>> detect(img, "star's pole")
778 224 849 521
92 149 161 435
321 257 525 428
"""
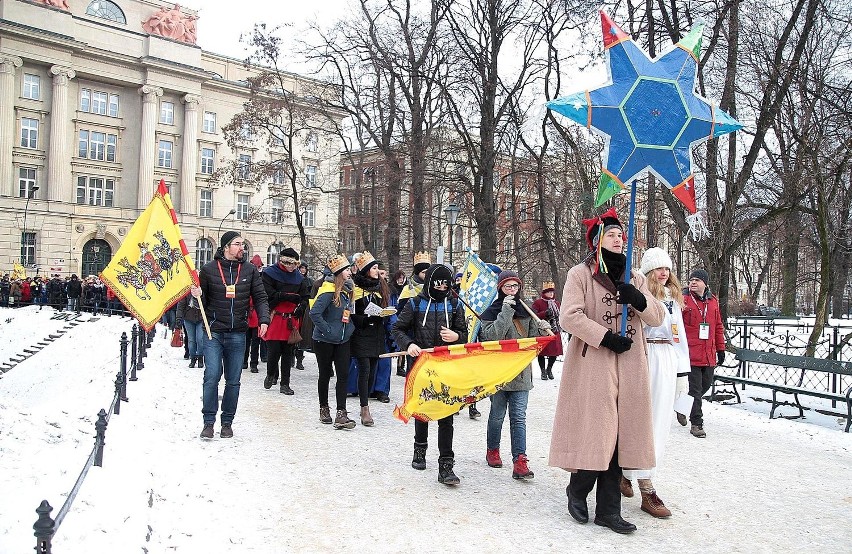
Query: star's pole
620 179 638 336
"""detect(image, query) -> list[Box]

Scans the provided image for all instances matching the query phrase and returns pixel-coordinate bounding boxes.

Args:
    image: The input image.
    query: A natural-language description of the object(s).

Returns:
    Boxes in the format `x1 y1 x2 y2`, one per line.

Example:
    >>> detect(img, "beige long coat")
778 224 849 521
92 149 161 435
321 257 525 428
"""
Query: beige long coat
548 257 664 472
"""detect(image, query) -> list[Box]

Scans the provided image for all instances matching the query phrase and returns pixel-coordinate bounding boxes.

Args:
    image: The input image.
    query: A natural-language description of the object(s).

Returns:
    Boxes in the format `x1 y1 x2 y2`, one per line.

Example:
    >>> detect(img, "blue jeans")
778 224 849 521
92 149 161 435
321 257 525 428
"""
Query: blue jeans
202 331 246 425
487 389 529 462
184 320 205 357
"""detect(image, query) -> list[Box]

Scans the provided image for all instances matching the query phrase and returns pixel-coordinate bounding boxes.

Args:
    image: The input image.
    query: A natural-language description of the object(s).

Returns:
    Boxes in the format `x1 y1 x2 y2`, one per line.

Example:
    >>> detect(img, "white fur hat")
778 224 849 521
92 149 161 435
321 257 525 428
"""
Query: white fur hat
640 247 673 276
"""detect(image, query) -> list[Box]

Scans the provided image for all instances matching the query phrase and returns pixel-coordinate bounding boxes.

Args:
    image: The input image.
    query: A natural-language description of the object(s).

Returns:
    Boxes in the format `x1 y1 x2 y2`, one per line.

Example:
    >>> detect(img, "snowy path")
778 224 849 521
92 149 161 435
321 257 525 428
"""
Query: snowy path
1 306 851 552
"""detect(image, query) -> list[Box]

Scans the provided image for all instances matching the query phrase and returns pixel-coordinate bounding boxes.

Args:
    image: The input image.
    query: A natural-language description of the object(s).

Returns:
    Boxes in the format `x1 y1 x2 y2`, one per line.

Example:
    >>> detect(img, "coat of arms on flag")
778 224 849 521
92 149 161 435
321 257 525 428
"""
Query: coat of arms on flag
100 180 196 330
458 249 498 341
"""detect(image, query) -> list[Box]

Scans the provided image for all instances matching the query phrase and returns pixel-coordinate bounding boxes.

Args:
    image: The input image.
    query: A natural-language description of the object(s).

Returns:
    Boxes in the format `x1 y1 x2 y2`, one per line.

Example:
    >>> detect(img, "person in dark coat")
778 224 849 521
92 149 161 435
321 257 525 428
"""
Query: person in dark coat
294 261 314 367
262 247 310 395
65 274 82 312
192 231 270 439
391 264 468 486
531 281 564 380
176 292 206 367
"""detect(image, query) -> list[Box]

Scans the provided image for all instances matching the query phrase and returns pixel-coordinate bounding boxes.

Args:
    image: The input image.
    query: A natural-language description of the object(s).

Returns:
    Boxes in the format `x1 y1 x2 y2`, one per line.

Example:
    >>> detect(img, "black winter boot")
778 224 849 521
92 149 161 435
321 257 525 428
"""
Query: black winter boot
541 368 547 380
189 356 197 368
412 442 427 470
437 456 460 485
197 356 204 368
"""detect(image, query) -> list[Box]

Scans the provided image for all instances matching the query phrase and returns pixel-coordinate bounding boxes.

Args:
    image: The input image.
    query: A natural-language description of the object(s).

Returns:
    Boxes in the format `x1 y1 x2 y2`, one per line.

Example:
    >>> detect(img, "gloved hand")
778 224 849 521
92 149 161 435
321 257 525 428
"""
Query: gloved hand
537 319 553 333
502 295 516 308
616 282 647 311
282 292 302 304
600 330 633 354
716 350 726 366
293 304 305 319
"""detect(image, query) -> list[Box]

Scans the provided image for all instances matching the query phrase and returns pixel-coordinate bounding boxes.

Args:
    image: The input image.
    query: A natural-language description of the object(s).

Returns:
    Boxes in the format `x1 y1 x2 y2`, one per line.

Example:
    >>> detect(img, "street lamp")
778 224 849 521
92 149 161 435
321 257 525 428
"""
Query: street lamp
22 185 40 265
444 201 460 267
218 208 236 241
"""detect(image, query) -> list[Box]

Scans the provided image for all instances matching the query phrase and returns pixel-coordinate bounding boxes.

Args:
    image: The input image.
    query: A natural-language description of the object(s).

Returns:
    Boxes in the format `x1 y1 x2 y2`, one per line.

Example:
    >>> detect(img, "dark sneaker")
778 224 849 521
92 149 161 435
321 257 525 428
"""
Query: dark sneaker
319 406 333 424
200 424 214 439
280 384 294 395
263 375 274 390
249 364 259 373
220 425 233 438
468 404 481 419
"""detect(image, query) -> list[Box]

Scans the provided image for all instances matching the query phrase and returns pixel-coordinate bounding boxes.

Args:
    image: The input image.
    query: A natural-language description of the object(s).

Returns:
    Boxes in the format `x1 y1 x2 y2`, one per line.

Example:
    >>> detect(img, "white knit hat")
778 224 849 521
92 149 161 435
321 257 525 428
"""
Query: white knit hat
640 247 673 276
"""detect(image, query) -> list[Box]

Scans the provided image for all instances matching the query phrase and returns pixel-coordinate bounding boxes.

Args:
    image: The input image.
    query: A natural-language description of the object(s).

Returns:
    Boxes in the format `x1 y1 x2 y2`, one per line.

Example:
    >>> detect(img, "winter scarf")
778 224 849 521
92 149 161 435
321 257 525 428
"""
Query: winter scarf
264 263 304 285
481 288 530 321
600 247 626 286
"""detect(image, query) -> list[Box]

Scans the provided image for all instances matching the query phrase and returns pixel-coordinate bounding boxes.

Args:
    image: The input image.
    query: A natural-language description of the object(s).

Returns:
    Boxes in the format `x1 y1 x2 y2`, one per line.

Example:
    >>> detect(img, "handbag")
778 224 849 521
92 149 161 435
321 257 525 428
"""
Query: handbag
286 316 302 345
170 328 183 347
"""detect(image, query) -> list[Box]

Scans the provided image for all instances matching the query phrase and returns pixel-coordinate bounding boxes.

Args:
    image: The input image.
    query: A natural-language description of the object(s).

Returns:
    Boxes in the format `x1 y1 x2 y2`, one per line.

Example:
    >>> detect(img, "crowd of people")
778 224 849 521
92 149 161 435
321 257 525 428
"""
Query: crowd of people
0 273 124 315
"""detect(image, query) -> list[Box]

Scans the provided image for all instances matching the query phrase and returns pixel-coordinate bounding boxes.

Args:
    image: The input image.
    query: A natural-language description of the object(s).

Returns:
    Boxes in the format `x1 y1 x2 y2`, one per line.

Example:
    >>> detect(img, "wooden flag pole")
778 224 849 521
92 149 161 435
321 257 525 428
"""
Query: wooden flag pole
518 298 555 336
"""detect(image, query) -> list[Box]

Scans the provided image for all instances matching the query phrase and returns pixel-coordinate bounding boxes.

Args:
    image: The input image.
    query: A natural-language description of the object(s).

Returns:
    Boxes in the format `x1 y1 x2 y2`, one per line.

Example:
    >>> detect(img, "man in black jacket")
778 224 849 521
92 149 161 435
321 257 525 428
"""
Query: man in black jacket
192 231 270 439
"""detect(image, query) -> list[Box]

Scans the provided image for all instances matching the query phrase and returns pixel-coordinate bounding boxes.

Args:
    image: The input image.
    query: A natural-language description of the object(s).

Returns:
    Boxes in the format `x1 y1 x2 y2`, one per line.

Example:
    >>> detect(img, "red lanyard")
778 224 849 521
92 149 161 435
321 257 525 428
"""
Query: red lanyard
216 261 241 286
690 294 708 323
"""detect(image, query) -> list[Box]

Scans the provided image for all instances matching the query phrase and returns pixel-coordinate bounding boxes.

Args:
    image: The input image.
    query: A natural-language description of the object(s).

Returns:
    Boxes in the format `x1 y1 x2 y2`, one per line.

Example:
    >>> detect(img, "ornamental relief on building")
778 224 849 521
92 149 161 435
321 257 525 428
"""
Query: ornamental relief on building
142 4 198 45
34 0 70 11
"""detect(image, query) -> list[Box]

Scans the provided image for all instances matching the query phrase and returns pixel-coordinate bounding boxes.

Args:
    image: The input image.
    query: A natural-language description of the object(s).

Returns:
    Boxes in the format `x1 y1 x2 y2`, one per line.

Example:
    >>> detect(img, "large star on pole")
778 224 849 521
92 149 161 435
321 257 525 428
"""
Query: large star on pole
548 12 742 213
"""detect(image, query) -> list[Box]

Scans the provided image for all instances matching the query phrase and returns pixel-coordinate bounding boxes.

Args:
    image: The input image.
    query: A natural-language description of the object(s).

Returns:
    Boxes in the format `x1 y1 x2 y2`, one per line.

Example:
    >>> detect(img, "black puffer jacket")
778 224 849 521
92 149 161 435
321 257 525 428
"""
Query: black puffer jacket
392 266 467 351
198 251 270 333
350 274 388 358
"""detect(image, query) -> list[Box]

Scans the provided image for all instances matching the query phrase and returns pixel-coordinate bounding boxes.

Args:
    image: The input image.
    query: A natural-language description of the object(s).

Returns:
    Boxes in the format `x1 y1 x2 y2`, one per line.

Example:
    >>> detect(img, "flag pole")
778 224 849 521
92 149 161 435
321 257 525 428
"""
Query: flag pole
620 179 638 337
188 268 212 340
518 298 554 336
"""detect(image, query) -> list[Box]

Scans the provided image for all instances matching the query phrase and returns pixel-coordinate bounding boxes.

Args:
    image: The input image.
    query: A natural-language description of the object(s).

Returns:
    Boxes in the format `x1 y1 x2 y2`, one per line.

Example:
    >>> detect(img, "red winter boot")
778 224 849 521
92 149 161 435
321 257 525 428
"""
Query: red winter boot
512 454 534 480
486 448 503 468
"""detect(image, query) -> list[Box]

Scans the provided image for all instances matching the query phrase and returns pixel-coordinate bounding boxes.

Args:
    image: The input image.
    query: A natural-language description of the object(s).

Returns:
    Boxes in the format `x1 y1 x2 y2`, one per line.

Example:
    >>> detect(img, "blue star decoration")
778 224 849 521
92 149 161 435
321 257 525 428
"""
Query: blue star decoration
548 12 742 213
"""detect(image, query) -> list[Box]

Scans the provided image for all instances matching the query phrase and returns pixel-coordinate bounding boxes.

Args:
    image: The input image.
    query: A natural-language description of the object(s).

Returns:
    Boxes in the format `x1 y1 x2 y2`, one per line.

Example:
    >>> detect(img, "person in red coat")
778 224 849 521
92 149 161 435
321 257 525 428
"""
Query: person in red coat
20 279 32 305
531 281 563 380
681 269 726 438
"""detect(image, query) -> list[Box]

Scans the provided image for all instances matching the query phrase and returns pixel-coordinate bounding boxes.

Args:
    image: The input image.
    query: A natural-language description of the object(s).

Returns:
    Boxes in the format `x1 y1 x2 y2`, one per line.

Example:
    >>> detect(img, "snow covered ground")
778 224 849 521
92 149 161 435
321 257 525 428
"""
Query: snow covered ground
1 305 851 552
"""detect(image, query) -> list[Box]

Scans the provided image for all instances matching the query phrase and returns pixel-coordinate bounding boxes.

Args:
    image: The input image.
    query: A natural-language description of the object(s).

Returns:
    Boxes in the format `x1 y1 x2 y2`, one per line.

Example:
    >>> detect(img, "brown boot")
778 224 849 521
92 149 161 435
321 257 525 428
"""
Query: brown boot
333 409 356 430
360 406 374 427
620 476 634 498
640 490 672 518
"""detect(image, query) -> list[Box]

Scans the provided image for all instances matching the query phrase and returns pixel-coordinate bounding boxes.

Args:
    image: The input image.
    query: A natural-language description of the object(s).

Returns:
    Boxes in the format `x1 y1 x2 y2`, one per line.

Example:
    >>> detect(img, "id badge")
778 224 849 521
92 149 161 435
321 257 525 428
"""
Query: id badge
225 284 236 299
699 323 710 340
672 323 680 343
341 309 350 323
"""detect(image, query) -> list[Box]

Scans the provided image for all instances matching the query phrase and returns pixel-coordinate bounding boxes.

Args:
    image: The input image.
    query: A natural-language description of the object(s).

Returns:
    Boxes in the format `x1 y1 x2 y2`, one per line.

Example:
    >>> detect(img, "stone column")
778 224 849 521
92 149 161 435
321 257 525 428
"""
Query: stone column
47 65 76 202
137 85 163 208
180 94 201 214
0 55 23 198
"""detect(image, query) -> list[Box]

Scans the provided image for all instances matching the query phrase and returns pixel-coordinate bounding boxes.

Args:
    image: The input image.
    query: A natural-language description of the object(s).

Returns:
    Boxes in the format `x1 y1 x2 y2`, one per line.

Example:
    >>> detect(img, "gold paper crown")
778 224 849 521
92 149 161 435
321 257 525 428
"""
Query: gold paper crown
354 251 376 272
542 281 556 291
327 254 350 275
413 251 431 266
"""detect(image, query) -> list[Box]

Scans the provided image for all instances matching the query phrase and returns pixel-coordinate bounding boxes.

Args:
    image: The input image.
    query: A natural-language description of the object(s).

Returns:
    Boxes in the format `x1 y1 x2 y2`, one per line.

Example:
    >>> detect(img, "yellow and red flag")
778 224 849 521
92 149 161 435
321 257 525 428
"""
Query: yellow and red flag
393 336 558 423
100 180 197 331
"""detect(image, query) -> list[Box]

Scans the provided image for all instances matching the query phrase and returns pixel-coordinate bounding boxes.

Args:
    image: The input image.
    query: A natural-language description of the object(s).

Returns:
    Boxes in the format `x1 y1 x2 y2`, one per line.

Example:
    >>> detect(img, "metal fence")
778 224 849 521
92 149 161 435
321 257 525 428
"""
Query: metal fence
33 324 154 554
719 317 852 404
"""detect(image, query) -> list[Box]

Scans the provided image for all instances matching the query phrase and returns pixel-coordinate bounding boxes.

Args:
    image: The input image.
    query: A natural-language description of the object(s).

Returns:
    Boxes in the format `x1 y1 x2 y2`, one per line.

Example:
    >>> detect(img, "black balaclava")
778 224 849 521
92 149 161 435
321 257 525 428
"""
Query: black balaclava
424 264 453 301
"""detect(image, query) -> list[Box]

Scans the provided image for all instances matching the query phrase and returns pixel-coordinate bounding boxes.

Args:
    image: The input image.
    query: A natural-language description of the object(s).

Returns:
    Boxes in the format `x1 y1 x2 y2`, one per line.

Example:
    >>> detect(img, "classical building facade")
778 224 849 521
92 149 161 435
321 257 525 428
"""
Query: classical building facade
0 0 341 277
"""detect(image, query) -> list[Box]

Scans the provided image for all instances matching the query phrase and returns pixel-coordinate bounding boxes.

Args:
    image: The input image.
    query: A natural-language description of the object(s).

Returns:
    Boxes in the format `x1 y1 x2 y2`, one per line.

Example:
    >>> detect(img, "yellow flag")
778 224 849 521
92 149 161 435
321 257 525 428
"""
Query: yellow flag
100 180 196 330
393 336 557 423
12 262 27 280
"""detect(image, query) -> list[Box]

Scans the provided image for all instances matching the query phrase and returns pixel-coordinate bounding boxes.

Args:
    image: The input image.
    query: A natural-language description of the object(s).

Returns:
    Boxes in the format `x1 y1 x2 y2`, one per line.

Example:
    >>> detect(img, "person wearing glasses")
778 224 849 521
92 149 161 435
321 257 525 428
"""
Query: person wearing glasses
261 247 311 395
479 270 552 481
192 231 269 439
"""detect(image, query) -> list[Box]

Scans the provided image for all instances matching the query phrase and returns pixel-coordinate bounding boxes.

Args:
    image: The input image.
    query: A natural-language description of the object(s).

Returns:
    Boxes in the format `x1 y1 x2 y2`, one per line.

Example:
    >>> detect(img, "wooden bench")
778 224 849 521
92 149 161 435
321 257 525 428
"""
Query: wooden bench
712 348 852 432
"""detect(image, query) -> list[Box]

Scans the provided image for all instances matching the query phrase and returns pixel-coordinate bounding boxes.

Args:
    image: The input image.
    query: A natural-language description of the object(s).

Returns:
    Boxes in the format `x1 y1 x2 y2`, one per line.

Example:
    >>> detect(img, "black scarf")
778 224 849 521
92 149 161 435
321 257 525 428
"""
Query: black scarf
480 289 530 321
353 273 381 292
601 248 626 286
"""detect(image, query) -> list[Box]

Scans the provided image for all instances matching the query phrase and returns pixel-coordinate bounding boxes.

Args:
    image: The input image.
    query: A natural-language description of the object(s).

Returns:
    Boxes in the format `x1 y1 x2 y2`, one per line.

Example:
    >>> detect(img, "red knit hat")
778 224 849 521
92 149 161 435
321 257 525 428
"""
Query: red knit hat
582 207 623 250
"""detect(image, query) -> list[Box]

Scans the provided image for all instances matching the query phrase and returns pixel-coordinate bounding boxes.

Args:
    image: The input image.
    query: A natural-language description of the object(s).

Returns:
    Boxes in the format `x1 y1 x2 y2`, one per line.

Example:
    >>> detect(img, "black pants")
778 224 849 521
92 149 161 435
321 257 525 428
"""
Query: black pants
568 446 621 517
267 340 295 385
537 355 556 370
414 416 454 459
314 340 350 410
356 356 379 406
689 365 715 426
243 327 260 367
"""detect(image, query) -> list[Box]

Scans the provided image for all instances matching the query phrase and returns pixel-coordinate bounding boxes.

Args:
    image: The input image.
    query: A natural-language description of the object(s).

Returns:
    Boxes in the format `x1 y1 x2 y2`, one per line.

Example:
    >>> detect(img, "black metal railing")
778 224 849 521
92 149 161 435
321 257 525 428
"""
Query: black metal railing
33 323 154 553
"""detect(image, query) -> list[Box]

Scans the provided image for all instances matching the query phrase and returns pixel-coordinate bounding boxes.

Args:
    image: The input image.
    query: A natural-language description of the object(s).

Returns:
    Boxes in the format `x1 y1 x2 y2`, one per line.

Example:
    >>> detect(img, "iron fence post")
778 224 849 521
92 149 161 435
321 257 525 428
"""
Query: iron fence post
832 326 839 407
33 500 54 554
129 325 138 381
138 325 146 372
113 372 122 415
94 409 107 467
119 332 129 401
741 320 749 380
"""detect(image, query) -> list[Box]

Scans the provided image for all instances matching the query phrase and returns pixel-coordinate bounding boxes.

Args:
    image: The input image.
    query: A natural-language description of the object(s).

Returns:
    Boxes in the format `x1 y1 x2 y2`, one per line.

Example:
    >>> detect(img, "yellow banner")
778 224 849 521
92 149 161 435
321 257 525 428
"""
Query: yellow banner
100 181 196 330
12 262 27 280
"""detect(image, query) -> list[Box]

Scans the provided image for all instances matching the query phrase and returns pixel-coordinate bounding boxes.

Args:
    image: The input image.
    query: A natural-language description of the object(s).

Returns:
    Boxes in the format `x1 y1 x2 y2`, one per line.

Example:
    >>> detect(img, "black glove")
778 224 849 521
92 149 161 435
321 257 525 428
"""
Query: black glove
293 303 305 319
282 292 302 304
616 282 647 311
600 330 633 354
716 350 725 366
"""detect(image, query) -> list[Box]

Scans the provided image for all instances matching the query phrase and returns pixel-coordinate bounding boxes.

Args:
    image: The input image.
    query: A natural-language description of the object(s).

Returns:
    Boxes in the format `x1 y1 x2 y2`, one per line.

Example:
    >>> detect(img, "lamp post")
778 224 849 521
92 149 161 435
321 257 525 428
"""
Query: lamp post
22 185 40 265
444 201 460 267
217 208 236 242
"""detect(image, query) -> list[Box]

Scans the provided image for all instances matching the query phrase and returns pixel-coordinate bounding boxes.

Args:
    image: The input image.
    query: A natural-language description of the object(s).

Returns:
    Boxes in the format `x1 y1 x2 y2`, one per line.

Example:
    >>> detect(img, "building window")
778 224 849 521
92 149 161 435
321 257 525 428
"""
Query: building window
78 130 118 161
236 194 250 221
347 197 356 216
203 111 216 133
21 232 36 266
270 127 285 147
305 165 317 188
303 204 315 227
505 197 513 220
346 231 356 253
199 189 212 217
18 167 36 198
85 0 127 24
239 123 253 140
75 176 115 207
80 88 119 117
158 140 173 168
238 154 251 180
306 132 318 152
266 243 280 266
200 148 215 174
271 198 285 223
519 201 527 222
377 195 384 212
272 163 285 185
20 118 38 148
160 101 175 124
195 238 213 266
23 74 40 100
